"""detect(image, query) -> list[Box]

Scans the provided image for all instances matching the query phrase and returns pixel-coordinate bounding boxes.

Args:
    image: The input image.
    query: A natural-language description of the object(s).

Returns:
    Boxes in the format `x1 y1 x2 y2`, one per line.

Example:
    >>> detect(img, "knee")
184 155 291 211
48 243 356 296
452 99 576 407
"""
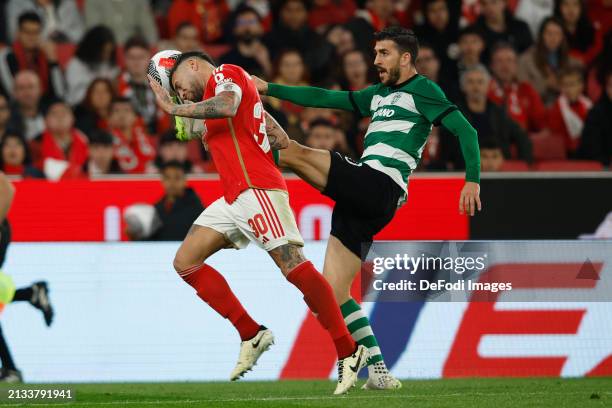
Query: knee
173 250 205 276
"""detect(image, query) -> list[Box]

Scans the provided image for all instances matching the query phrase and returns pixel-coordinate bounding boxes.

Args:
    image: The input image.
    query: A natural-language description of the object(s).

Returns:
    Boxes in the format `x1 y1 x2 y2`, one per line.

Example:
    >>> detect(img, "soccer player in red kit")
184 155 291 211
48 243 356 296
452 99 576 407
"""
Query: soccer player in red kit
148 52 367 394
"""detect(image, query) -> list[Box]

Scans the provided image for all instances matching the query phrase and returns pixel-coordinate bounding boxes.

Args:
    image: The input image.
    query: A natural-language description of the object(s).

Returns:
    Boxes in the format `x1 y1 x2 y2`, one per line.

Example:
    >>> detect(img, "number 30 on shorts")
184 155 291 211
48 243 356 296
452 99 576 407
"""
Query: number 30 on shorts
248 214 269 238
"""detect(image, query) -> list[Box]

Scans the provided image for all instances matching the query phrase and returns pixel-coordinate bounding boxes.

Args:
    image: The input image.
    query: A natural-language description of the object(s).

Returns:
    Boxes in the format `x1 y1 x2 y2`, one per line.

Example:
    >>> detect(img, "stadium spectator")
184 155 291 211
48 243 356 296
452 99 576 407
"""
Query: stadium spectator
414 0 459 79
308 0 357 32
554 0 602 65
108 97 155 174
7 71 45 141
439 65 532 170
264 0 334 81
168 0 229 45
0 12 66 99
30 100 88 180
586 30 612 102
74 79 115 138
587 0 612 30
515 0 555 37
0 133 44 178
339 49 373 92
153 130 203 174
346 0 400 56
578 71 612 166
170 22 203 53
450 26 486 83
85 0 158 45
304 118 355 158
479 138 506 171
84 130 122 177
416 44 461 103
547 66 592 156
65 26 119 106
0 95 10 142
117 36 158 134
488 43 547 132
220 5 273 79
470 0 533 63
325 24 356 57
148 160 205 241
518 17 574 105
6 0 84 43
267 49 310 140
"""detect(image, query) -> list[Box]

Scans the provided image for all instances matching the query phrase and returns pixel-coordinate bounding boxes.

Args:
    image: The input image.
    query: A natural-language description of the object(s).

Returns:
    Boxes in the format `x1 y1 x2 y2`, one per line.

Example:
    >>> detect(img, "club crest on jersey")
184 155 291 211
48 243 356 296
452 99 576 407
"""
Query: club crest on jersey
373 108 395 119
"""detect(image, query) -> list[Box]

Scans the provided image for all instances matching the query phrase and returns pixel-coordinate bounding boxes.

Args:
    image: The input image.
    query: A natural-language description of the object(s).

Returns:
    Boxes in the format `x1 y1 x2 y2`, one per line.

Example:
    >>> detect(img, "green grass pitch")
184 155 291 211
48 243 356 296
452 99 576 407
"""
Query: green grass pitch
0 378 610 407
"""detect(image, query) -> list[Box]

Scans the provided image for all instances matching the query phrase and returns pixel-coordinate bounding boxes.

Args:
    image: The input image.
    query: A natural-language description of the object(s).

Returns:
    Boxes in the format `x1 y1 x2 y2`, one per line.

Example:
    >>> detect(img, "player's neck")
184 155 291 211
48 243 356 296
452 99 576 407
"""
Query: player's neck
393 68 418 87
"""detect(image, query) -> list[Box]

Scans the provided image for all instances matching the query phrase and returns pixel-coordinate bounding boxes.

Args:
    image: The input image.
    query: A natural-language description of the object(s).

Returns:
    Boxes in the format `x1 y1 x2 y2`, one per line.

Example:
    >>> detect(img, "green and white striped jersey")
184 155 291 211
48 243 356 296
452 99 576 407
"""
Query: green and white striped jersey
349 74 457 191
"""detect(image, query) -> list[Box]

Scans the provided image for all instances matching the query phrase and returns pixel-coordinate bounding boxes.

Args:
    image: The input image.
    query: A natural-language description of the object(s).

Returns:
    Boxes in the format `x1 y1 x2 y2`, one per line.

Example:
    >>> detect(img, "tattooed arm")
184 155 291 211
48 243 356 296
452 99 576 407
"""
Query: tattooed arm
148 75 241 119
168 91 240 119
264 111 289 150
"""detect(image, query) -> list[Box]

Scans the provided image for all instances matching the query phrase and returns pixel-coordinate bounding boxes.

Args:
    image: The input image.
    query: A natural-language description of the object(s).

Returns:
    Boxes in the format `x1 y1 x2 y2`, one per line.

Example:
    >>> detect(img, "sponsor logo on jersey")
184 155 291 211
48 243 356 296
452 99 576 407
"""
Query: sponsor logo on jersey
373 108 395 119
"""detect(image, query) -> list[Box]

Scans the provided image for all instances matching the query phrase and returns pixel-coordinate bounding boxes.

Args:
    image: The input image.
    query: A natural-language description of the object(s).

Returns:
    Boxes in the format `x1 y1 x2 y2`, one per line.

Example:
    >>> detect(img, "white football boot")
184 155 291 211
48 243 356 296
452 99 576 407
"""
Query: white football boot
362 361 402 389
333 345 369 395
229 328 275 381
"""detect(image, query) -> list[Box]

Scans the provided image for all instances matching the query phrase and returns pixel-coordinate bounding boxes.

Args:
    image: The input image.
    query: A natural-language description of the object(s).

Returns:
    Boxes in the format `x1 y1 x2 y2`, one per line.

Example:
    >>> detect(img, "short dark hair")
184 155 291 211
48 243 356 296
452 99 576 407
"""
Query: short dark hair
88 130 114 146
160 159 188 173
309 118 335 130
490 42 517 59
18 11 42 28
373 27 419 63
159 129 185 146
111 96 135 109
558 65 584 82
124 35 150 53
169 51 216 90
458 26 484 41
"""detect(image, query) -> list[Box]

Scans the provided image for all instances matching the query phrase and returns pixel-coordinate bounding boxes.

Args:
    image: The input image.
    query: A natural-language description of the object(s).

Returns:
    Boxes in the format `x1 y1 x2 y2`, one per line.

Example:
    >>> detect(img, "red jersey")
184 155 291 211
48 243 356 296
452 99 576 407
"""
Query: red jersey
111 126 156 174
488 80 547 132
202 64 286 203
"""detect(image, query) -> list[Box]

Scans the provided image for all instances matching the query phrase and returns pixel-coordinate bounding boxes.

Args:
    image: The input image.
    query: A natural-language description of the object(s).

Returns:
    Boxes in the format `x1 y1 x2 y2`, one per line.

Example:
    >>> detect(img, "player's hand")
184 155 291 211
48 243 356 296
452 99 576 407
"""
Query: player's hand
148 74 175 114
459 181 481 216
252 75 268 95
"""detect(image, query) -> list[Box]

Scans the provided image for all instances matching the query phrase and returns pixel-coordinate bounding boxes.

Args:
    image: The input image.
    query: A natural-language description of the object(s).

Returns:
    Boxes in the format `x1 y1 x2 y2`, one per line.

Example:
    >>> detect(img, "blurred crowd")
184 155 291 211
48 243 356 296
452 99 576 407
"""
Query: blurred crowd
0 0 610 180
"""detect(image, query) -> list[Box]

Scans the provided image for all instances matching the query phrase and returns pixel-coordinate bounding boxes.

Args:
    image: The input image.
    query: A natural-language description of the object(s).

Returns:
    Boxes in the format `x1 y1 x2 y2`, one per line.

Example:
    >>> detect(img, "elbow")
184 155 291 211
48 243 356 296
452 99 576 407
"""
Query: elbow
226 105 239 118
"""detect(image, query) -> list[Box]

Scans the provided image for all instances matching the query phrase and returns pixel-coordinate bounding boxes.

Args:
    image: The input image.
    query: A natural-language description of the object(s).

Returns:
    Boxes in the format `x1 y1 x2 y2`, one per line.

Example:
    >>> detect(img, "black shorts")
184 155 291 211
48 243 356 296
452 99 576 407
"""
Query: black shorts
0 221 10 269
322 152 404 258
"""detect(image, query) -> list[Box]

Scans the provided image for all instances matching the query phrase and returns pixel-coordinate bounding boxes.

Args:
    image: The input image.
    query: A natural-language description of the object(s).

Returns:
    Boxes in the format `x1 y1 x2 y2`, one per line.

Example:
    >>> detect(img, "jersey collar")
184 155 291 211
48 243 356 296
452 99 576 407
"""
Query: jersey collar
389 73 421 90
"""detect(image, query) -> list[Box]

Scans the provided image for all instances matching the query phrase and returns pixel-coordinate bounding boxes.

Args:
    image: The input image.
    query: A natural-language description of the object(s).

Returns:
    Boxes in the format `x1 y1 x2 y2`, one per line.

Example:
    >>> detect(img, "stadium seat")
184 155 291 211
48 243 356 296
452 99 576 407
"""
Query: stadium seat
531 132 567 161
499 160 529 172
533 160 604 171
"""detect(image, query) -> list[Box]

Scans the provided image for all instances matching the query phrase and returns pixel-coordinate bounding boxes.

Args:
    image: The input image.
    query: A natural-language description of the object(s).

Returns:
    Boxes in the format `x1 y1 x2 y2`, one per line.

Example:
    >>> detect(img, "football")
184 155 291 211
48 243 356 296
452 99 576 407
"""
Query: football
148 49 181 92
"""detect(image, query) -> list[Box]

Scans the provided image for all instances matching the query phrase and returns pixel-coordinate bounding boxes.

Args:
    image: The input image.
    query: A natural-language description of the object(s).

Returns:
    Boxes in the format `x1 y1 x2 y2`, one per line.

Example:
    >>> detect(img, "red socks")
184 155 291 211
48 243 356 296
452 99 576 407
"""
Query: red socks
286 261 356 359
179 264 260 341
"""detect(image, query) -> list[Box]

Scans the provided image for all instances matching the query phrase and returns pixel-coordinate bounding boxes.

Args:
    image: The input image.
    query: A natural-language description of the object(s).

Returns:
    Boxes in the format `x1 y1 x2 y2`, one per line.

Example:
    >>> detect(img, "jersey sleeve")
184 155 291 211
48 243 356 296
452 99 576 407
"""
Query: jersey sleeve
348 85 378 117
412 78 457 125
212 64 244 102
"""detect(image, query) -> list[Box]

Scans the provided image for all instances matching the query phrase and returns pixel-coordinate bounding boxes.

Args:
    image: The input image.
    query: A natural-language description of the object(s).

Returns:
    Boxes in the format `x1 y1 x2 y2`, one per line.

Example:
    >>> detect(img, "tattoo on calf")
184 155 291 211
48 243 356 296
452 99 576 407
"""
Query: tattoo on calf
271 244 306 271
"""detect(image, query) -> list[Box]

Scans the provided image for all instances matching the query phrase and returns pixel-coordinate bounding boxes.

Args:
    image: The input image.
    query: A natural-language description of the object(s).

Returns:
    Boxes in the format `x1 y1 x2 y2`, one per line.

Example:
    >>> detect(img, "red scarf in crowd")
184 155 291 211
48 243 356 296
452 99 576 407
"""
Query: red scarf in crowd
41 129 89 167
549 95 593 152
1 164 24 176
12 41 49 94
111 126 155 174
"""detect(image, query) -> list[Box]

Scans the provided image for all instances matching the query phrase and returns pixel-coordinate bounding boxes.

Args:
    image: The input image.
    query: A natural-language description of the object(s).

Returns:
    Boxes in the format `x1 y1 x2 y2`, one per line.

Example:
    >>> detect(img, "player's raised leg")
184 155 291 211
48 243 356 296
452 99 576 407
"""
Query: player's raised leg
173 222 272 380
278 141 331 192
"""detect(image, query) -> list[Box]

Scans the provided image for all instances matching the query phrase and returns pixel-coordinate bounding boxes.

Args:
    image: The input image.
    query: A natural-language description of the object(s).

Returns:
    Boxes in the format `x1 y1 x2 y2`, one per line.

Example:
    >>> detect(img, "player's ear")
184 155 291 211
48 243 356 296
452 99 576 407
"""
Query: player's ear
401 52 412 67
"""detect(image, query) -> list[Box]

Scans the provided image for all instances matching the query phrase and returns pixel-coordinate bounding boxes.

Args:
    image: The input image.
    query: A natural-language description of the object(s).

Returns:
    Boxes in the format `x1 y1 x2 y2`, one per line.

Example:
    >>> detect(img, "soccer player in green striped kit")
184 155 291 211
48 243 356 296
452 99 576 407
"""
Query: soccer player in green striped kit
254 26 482 389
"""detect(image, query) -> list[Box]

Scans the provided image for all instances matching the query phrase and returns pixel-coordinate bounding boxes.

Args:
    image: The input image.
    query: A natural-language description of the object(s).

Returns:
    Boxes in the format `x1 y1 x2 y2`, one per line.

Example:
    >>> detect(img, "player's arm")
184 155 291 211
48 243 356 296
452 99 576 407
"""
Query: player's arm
440 110 482 216
149 75 241 119
0 172 15 224
253 76 356 112
264 111 289 150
